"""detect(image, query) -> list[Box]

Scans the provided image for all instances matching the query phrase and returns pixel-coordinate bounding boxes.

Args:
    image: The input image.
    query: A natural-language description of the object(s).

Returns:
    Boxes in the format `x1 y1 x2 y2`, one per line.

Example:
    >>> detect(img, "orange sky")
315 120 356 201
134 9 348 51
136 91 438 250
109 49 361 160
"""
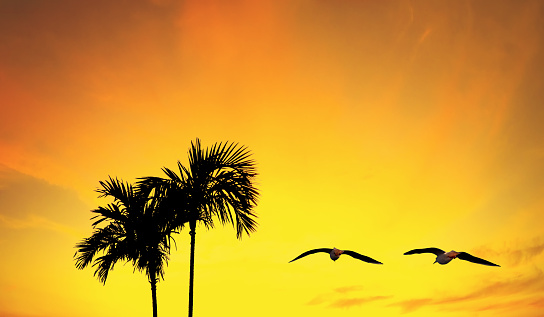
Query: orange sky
1 1 544 316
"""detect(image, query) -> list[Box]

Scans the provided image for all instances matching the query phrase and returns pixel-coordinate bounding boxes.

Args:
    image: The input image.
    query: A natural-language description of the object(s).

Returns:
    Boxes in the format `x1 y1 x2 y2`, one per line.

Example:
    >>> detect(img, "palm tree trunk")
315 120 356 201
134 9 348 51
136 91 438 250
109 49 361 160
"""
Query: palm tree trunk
188 220 196 317
151 275 158 317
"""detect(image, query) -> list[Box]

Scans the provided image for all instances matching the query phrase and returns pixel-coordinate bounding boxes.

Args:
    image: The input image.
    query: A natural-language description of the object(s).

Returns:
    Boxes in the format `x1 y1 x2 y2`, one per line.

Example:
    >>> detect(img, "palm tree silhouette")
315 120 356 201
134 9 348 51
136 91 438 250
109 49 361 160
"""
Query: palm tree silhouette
74 177 176 317
138 138 259 317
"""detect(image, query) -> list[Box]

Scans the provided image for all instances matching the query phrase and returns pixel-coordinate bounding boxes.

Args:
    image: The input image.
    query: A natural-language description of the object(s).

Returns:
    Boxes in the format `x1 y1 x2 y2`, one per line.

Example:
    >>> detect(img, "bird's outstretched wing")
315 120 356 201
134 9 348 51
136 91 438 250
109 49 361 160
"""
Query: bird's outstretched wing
343 250 383 264
404 248 445 256
289 248 332 263
457 252 500 267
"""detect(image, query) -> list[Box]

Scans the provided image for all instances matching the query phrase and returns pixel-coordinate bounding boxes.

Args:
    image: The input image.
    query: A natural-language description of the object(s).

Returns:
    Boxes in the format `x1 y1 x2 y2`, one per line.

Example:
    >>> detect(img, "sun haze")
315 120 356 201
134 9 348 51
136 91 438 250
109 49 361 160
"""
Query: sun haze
1 1 544 316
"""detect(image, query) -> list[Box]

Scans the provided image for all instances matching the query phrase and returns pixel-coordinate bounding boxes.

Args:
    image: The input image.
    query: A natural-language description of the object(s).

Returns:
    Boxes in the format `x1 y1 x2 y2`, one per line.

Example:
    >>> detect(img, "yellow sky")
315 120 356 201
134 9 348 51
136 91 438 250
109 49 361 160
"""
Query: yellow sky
1 0 544 316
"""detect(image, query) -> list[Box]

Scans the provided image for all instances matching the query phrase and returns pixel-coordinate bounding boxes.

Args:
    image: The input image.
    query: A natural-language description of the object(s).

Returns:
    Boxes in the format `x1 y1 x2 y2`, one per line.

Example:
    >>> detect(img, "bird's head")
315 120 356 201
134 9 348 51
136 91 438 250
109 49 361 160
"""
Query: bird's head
447 251 460 259
332 248 344 258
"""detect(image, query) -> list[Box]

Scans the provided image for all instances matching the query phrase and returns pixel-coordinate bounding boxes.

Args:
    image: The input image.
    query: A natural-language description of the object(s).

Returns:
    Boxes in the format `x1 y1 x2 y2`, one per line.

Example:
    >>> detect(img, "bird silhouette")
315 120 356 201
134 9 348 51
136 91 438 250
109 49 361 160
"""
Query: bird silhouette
289 247 383 264
404 247 500 266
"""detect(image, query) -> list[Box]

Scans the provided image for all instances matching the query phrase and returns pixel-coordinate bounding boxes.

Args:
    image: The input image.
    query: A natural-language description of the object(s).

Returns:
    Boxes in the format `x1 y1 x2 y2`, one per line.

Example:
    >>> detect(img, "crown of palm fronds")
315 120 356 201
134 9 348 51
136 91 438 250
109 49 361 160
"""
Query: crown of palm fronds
74 177 175 284
137 138 259 239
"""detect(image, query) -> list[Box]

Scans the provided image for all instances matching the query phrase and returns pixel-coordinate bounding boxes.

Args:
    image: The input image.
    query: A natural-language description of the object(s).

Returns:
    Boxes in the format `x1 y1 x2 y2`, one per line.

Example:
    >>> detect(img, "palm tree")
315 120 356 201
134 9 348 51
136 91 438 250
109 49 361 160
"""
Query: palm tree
74 177 176 317
138 138 259 317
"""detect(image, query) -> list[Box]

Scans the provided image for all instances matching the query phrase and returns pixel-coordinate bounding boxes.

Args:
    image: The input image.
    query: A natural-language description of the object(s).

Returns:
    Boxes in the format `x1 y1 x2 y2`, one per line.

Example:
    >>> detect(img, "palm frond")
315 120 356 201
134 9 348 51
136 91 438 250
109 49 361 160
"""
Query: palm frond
136 176 168 199
206 140 257 174
234 209 258 238
176 161 190 182
90 204 127 227
75 221 126 267
96 177 135 208
92 249 131 284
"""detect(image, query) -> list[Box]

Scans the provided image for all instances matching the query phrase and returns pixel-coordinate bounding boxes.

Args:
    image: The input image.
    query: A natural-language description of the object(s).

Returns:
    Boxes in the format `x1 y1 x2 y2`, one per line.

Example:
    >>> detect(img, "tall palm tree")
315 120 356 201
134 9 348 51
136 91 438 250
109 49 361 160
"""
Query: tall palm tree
138 138 259 317
74 177 176 317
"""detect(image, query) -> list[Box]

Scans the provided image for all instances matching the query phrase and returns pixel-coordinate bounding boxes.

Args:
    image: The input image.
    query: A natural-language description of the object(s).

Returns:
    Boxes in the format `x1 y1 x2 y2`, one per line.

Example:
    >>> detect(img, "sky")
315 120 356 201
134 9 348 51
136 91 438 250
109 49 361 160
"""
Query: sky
1 0 544 316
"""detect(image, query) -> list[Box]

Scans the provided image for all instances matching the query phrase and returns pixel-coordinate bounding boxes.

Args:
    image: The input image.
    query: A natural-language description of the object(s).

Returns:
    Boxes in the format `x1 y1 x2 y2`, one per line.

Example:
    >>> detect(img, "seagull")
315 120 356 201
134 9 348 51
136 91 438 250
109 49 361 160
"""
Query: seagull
289 247 383 264
403 247 500 267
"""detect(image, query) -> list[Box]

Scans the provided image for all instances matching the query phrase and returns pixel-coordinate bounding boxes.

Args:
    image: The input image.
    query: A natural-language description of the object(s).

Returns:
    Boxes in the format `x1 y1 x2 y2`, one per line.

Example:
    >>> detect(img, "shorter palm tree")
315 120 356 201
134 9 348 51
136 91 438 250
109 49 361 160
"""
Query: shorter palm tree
74 177 176 317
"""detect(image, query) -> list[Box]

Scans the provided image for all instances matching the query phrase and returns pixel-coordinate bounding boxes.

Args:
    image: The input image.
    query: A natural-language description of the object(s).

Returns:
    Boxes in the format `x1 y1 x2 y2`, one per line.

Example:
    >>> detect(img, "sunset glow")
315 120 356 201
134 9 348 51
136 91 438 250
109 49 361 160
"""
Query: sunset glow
1 1 544 316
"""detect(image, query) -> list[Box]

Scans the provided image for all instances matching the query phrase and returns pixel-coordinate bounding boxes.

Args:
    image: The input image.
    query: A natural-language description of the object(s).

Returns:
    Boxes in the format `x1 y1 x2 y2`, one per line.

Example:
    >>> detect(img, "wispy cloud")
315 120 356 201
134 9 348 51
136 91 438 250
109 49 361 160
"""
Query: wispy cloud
307 285 391 309
389 269 544 313
0 166 89 238
328 296 391 309
472 239 544 267
0 313 41 317
389 298 432 314
334 285 365 294
474 297 544 313
0 213 80 237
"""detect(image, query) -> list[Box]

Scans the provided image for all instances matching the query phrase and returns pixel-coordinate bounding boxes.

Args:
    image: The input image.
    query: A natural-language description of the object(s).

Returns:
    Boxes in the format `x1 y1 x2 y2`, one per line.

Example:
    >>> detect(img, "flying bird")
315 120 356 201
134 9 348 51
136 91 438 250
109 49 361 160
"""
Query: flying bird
403 247 500 267
289 247 383 264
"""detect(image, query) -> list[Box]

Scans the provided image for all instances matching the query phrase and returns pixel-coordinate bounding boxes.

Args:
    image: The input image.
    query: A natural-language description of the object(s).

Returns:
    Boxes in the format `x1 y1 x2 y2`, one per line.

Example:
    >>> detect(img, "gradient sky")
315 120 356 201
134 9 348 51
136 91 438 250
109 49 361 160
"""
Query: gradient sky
1 1 544 316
